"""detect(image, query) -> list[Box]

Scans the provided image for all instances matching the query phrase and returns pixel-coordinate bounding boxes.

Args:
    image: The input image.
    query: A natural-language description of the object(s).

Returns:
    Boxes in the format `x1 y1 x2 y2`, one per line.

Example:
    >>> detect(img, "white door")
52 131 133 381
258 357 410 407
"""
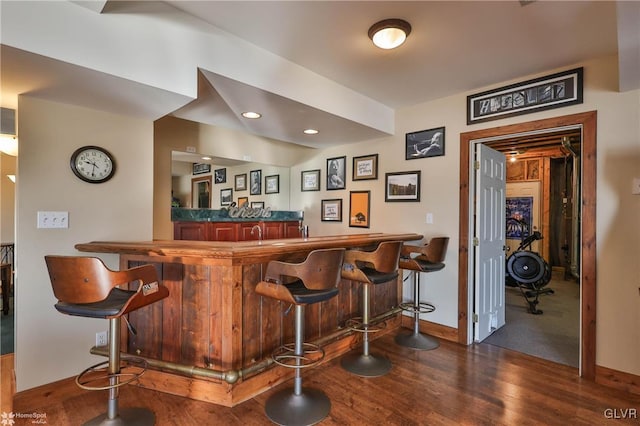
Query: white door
474 144 506 342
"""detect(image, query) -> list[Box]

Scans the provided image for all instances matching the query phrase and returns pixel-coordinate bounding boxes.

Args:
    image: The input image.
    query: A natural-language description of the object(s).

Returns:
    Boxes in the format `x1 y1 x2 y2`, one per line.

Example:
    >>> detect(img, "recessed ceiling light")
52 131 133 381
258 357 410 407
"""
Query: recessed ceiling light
368 19 412 50
303 129 319 135
241 111 262 119
201 156 212 161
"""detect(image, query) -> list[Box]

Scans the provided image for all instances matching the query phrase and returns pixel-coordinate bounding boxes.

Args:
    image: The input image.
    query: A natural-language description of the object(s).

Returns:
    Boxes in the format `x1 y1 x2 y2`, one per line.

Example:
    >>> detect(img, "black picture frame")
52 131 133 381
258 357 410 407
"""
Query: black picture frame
265 175 279 194
349 191 370 228
234 173 247 191
406 127 445 160
249 169 262 195
220 188 233 206
467 67 583 124
352 154 378 180
301 169 321 191
385 171 421 202
326 156 346 190
193 163 211 175
321 199 342 222
214 168 226 184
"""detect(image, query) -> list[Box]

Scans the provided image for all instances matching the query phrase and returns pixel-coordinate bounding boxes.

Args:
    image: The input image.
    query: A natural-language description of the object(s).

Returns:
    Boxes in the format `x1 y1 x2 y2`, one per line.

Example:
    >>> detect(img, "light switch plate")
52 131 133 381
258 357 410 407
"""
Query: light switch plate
37 211 69 229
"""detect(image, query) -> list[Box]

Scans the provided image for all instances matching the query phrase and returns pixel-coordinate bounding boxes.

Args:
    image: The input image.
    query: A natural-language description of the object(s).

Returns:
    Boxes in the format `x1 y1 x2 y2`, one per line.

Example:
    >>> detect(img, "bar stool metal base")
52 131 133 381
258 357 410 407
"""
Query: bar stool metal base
394 331 440 350
264 387 331 426
340 352 391 377
84 407 155 426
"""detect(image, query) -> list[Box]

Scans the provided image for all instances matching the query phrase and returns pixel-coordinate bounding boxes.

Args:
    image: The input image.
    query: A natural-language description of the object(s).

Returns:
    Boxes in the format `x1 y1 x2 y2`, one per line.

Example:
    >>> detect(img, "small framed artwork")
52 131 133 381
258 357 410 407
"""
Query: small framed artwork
250 169 262 195
352 154 378 181
251 201 265 209
234 173 247 191
349 191 370 228
326 156 346 190
321 199 343 222
301 169 321 191
193 163 211 175
265 175 279 194
385 171 421 202
237 196 248 207
220 188 233 206
406 127 445 159
214 168 226 183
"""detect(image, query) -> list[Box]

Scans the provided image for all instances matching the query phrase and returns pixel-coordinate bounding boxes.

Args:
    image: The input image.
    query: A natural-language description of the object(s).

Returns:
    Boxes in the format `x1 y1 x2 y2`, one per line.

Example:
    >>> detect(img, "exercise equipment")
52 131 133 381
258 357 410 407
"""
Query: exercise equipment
505 218 553 314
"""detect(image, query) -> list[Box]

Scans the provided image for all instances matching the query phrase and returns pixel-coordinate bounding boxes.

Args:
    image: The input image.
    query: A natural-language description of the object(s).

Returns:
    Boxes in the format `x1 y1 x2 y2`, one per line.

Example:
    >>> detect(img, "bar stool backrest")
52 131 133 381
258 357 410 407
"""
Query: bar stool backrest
264 248 345 290
422 237 449 264
45 255 168 316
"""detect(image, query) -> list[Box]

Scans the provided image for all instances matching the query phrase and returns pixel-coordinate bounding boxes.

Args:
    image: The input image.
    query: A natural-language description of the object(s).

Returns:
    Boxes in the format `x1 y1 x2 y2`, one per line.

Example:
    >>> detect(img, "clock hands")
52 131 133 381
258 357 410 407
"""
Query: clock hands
84 160 98 177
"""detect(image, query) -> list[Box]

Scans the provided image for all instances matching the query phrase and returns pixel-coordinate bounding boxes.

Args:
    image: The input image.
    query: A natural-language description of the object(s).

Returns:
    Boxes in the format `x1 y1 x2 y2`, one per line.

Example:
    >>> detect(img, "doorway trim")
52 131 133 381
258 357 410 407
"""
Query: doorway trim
458 111 597 380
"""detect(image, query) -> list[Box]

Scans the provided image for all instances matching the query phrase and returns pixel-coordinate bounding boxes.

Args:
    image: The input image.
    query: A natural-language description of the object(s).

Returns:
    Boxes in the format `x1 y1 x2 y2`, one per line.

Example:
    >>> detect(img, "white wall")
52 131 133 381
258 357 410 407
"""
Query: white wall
16 97 154 391
290 56 640 375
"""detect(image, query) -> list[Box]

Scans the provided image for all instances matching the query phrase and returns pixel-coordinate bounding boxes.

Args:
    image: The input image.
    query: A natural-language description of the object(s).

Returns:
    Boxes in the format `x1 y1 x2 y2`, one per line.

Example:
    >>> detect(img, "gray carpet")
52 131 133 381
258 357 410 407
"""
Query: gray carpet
1 296 14 355
483 275 580 367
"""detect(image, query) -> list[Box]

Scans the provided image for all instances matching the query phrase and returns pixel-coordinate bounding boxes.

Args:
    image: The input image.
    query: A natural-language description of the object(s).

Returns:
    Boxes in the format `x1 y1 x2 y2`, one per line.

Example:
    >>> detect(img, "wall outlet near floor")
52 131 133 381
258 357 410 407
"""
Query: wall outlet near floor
96 331 108 347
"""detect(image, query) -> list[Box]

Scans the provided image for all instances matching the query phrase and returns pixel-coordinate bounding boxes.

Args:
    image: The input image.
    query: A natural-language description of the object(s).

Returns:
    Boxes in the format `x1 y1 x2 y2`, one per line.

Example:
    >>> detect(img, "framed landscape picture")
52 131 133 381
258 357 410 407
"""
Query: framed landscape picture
220 188 233 206
385 171 421 202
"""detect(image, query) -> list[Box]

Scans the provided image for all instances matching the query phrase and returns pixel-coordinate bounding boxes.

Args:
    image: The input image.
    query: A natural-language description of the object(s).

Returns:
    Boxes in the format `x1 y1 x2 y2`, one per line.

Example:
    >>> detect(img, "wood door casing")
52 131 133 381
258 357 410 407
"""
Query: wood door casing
459 111 596 380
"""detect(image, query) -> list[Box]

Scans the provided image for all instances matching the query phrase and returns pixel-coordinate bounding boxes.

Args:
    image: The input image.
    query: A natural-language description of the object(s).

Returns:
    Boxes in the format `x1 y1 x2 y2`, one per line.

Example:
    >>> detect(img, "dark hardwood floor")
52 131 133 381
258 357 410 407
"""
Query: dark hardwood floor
12 333 640 425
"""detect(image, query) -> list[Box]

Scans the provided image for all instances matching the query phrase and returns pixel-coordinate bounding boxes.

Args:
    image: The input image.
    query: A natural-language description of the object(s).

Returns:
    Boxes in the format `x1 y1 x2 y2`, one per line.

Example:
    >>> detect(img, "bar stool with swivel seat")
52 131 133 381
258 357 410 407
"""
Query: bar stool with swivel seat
339 241 402 377
395 237 449 350
255 248 345 426
45 255 169 426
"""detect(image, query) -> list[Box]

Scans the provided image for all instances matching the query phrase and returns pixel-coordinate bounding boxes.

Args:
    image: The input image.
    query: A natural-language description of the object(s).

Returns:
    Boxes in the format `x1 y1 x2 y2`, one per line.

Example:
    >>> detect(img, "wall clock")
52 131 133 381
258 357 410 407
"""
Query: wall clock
70 145 116 183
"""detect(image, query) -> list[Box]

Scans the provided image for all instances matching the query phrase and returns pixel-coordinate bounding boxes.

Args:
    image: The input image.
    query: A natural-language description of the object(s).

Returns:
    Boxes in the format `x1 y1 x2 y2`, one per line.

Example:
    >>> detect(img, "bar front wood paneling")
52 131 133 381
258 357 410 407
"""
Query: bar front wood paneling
76 233 422 406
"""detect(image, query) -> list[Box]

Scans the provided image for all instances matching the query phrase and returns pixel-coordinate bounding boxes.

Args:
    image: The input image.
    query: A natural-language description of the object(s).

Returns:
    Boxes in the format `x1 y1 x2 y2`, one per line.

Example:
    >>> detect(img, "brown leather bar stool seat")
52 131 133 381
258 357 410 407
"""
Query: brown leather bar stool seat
340 241 402 377
255 248 345 426
45 256 169 426
396 237 449 350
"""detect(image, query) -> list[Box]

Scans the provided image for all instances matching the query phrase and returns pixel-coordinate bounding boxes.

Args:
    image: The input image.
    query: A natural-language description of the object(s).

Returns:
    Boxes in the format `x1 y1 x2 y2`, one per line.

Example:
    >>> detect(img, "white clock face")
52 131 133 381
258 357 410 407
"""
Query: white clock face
70 146 116 183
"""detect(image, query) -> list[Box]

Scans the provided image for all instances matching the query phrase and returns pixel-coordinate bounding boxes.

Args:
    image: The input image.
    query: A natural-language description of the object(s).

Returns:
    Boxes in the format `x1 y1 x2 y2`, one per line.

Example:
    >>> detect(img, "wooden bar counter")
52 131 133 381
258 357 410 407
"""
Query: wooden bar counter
75 233 422 406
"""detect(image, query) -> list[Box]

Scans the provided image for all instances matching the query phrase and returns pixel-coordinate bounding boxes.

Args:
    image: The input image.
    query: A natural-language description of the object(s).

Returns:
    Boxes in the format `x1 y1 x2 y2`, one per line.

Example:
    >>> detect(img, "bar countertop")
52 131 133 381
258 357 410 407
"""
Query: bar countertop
75 233 423 259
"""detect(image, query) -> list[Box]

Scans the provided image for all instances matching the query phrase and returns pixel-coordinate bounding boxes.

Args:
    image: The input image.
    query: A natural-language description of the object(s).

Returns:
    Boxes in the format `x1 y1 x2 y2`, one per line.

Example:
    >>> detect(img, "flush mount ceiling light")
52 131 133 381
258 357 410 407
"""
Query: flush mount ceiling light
303 129 319 135
241 111 261 119
368 18 412 49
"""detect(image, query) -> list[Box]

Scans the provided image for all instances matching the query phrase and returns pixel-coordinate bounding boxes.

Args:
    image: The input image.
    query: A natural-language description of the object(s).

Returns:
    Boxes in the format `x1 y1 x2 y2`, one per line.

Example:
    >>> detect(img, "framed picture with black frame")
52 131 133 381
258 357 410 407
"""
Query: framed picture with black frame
326 156 346 190
467 67 583 124
349 191 370 228
385 171 421 202
265 175 279 194
301 169 321 191
250 169 262 195
214 168 226 183
321 199 342 222
234 173 247 191
220 188 233 206
405 127 445 160
352 154 378 181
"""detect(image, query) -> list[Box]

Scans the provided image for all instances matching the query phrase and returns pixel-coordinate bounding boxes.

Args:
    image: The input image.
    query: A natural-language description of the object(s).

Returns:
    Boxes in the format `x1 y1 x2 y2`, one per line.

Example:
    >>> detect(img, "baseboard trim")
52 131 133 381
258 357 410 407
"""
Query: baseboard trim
400 315 458 342
596 365 640 396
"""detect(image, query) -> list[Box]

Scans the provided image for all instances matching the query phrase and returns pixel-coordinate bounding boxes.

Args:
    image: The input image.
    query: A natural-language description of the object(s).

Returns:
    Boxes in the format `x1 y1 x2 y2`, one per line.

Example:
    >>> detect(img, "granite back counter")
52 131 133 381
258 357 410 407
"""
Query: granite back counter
76 233 422 406
172 206 304 241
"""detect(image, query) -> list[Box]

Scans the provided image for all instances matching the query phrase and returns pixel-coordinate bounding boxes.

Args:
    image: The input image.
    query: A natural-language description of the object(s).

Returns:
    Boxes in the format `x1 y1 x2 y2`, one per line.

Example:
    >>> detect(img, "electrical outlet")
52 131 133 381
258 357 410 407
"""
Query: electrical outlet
96 331 108 347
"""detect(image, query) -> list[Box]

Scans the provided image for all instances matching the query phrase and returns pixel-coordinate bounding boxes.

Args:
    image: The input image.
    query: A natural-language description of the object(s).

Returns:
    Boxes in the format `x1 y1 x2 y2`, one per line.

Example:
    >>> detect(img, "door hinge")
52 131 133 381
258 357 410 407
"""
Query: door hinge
473 237 479 246
472 313 479 323
474 161 480 170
